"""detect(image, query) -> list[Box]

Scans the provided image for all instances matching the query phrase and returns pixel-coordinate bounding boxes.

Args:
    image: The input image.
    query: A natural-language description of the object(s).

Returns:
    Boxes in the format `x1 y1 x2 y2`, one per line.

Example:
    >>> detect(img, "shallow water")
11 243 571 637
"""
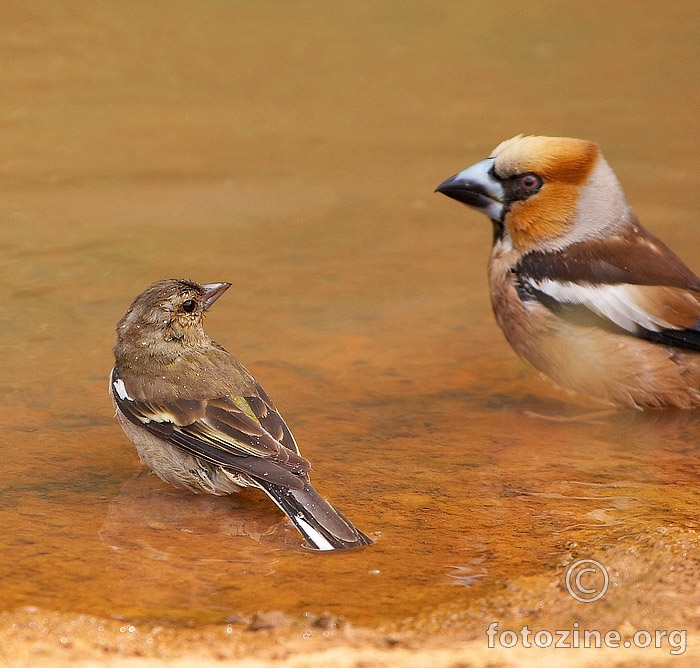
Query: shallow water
1 0 700 633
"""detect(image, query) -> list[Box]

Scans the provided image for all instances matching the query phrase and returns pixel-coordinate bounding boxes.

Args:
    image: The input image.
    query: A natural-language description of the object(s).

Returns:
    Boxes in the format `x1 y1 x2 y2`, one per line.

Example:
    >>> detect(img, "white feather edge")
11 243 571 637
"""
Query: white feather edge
293 514 336 551
260 488 336 550
528 278 676 333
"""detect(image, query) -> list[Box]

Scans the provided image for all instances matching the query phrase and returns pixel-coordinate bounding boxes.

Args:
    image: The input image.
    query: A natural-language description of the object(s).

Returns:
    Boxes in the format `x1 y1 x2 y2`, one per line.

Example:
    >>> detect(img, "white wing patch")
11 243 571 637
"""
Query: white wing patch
112 377 133 401
529 279 676 333
112 373 175 424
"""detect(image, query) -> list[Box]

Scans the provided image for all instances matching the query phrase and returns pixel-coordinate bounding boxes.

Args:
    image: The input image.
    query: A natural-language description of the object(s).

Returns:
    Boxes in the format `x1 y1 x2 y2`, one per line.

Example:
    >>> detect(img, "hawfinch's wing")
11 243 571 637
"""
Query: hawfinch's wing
517 224 700 351
110 367 311 489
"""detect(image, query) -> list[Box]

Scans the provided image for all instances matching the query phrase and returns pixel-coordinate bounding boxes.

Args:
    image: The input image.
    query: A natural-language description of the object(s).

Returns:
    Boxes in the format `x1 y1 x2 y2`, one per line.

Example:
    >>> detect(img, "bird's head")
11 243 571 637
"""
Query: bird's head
436 135 632 253
115 279 231 355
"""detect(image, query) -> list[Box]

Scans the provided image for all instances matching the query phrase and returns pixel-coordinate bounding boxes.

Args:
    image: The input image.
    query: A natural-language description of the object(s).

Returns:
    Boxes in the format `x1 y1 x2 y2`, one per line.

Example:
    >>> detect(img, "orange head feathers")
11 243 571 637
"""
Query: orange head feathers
490 135 599 183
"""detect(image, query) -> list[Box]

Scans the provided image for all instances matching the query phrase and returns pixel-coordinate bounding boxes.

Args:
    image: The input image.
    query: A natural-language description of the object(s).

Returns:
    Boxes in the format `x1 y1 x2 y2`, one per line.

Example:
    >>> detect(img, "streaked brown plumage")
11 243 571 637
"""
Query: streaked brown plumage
437 135 700 409
111 279 372 550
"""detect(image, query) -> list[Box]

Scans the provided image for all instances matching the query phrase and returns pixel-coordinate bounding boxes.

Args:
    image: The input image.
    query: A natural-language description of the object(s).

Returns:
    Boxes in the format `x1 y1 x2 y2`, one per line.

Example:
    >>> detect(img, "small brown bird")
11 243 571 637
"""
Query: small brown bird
436 135 700 409
110 279 372 550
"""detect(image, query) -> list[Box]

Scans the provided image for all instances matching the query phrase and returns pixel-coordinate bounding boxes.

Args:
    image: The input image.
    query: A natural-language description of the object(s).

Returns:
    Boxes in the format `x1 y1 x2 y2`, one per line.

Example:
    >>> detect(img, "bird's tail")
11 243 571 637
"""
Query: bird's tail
257 479 372 551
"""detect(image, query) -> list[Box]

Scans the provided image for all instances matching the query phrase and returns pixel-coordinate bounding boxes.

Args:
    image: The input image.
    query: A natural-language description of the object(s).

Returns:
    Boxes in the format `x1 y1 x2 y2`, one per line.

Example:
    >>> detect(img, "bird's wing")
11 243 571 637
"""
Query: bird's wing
517 228 700 351
525 278 700 341
111 367 311 488
517 220 700 292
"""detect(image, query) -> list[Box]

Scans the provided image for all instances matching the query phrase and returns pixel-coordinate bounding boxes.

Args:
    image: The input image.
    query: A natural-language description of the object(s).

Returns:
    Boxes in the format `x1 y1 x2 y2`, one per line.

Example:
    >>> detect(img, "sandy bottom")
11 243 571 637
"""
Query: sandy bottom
2 607 696 668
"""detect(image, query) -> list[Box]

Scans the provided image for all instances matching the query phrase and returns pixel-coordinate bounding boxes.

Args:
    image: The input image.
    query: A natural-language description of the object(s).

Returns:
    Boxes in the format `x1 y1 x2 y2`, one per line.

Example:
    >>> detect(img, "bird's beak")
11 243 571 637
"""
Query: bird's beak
435 158 504 221
201 282 232 310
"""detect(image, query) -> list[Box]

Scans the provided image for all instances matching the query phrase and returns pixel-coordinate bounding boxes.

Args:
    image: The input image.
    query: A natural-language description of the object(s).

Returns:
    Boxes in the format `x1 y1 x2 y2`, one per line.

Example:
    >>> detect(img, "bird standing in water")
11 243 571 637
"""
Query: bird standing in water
437 135 700 409
110 279 372 550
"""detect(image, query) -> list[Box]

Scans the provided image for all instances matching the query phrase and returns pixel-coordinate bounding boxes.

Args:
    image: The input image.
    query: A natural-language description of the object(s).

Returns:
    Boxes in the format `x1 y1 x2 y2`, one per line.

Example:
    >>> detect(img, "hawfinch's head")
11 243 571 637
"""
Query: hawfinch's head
436 135 633 253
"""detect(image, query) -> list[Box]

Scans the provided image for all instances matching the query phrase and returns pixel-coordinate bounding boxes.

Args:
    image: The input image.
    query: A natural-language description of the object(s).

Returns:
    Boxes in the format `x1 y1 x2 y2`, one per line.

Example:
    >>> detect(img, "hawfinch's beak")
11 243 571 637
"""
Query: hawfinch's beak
435 158 504 221
201 282 232 310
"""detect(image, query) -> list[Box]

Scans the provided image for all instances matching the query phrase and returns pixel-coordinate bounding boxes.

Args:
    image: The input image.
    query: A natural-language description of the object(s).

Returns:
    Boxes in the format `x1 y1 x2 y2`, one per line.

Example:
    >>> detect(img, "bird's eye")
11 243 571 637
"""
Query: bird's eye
518 173 542 192
181 300 196 313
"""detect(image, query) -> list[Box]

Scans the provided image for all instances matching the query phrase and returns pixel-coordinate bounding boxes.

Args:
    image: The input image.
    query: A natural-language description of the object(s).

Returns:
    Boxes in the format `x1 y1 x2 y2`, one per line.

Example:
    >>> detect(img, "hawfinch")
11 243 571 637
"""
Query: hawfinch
111 279 372 550
436 135 700 409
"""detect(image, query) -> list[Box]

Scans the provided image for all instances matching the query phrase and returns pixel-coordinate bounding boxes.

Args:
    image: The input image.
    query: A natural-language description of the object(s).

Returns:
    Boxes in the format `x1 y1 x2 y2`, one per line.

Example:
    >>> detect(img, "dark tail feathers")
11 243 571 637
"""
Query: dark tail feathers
258 480 372 551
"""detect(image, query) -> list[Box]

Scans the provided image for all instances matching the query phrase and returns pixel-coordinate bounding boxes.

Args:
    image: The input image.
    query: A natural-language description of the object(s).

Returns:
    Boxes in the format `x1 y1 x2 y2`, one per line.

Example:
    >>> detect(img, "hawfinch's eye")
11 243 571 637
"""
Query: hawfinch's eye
181 300 196 313
519 173 542 192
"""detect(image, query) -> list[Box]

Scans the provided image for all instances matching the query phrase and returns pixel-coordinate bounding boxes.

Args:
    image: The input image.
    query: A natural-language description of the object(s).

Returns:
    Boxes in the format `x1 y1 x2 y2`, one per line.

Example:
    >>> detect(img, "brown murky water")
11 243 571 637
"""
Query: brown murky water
1 0 700 656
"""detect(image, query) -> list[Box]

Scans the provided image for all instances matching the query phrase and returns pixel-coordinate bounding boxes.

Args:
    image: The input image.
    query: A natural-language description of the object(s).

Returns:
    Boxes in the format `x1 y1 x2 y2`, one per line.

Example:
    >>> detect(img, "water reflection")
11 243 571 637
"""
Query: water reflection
99 472 283 621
